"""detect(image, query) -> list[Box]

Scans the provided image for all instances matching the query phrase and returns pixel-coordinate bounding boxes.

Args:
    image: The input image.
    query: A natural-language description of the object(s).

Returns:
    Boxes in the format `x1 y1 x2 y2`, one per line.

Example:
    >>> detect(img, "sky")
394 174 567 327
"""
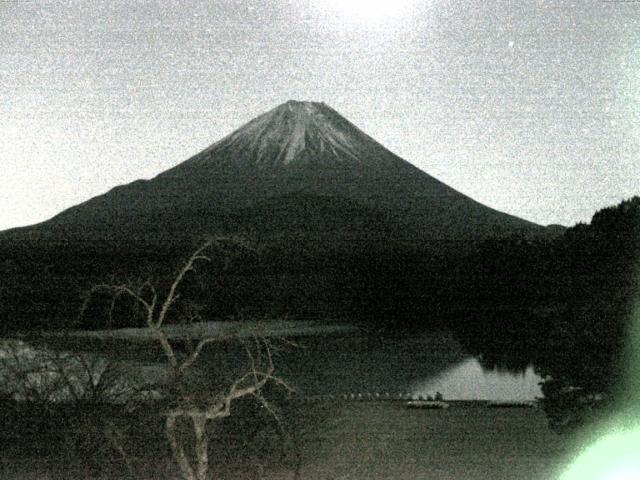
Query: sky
2 0 639 231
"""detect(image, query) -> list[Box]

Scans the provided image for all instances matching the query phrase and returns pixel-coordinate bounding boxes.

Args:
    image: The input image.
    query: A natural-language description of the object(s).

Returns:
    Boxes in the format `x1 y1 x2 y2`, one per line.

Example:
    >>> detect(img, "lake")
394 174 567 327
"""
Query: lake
260 331 542 400
0 322 544 402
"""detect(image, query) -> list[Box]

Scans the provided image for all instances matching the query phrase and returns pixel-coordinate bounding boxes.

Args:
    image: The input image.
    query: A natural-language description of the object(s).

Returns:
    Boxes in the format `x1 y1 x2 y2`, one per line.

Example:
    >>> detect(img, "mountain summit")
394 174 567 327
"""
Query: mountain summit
163 100 405 174
204 100 367 168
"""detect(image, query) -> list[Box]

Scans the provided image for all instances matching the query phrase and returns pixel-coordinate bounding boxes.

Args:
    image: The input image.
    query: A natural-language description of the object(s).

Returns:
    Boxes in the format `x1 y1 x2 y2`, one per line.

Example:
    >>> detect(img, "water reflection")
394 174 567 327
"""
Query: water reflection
269 332 467 395
412 357 542 401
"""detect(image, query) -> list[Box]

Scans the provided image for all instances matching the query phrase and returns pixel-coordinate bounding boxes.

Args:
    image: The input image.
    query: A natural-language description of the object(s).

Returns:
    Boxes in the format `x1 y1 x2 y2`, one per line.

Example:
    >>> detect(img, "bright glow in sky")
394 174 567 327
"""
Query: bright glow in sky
316 0 418 24
2 0 640 231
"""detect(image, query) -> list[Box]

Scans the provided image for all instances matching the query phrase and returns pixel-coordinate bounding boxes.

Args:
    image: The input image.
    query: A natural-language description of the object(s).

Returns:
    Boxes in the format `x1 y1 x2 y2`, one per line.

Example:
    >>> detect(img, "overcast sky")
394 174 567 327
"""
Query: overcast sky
2 0 639 230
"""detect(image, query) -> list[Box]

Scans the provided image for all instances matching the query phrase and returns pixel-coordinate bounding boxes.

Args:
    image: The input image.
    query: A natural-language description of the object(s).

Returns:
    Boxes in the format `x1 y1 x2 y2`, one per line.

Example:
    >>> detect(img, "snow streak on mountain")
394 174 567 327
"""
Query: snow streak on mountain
215 101 364 166
177 100 398 171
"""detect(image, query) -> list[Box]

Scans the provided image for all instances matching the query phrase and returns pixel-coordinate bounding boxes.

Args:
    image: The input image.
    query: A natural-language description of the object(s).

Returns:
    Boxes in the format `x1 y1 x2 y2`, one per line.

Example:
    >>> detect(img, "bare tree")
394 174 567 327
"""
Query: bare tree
83 237 292 480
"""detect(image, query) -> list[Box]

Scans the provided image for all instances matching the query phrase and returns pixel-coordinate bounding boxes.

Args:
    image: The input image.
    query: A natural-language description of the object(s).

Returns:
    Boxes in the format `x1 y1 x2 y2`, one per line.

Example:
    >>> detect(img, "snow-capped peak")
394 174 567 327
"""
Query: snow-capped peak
194 100 394 170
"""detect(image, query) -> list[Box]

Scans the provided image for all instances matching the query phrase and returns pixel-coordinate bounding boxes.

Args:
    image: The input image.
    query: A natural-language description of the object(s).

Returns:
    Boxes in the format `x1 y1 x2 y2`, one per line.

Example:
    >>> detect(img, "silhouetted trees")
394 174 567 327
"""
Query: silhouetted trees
445 197 639 431
536 197 639 431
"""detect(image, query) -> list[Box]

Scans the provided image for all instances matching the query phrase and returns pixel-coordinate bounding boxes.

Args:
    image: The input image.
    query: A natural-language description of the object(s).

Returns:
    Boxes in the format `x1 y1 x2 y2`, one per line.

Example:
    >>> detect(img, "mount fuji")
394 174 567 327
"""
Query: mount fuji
12 100 542 244
0 101 552 330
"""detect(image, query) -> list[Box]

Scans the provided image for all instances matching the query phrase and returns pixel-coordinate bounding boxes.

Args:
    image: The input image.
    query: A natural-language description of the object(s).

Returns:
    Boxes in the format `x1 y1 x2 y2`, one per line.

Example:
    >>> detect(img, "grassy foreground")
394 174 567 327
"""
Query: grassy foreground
290 401 572 480
0 399 574 480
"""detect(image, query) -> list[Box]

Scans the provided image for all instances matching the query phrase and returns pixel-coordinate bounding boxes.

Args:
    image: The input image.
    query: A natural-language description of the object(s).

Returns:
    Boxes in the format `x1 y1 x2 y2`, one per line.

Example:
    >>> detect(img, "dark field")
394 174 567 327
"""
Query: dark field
0 399 575 480
289 401 572 480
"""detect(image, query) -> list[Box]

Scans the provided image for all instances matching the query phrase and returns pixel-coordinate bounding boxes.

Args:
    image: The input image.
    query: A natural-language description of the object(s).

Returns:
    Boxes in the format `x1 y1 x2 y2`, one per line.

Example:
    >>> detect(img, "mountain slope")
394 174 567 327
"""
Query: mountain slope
15 100 541 245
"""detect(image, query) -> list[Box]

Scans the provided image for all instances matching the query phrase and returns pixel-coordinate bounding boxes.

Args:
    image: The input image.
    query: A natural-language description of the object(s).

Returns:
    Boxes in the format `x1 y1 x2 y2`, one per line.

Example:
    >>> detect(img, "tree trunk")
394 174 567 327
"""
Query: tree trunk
193 414 210 480
166 414 197 480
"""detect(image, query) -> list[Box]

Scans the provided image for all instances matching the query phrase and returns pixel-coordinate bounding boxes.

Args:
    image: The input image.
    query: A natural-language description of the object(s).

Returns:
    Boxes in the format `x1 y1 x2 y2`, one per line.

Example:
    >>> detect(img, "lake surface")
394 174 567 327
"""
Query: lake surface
263 333 543 400
1 324 544 402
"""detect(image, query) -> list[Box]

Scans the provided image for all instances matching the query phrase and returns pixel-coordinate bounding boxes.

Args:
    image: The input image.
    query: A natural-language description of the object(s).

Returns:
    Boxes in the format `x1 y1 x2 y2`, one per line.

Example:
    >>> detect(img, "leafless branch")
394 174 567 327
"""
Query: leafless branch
155 239 214 330
177 335 234 375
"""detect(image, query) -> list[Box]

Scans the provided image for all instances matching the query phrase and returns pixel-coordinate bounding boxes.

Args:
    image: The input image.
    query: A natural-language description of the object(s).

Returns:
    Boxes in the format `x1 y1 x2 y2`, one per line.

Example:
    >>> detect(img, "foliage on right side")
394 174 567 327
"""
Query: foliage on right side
447 196 639 432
